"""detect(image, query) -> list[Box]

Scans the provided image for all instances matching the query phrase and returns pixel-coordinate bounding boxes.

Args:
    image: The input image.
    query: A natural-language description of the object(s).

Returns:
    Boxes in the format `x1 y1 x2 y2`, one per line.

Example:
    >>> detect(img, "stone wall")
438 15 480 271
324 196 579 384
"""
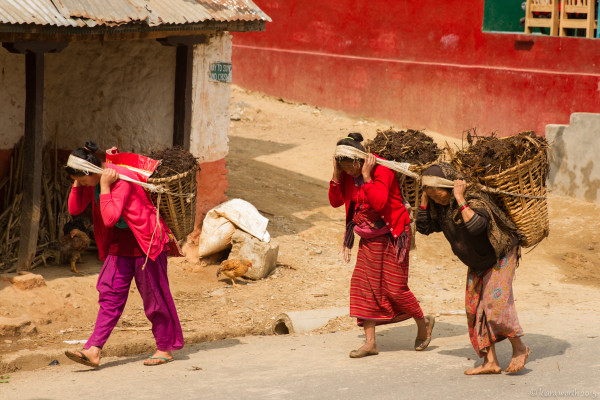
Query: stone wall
547 113 600 203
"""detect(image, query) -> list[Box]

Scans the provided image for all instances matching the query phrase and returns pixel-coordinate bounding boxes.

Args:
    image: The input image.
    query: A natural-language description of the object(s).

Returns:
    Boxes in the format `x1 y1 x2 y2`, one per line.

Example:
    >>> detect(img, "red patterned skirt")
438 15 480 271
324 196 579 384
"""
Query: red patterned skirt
349 225 424 326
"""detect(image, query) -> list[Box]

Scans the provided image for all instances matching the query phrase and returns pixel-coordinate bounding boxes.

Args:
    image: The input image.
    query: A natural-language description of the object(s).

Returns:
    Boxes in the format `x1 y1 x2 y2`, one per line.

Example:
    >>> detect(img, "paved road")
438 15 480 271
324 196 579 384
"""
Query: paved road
5 313 599 400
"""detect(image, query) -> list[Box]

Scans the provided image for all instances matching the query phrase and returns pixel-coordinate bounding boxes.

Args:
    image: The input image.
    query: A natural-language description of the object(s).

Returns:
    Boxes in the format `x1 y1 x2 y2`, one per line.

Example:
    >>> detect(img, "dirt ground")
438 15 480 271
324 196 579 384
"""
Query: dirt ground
1 85 599 373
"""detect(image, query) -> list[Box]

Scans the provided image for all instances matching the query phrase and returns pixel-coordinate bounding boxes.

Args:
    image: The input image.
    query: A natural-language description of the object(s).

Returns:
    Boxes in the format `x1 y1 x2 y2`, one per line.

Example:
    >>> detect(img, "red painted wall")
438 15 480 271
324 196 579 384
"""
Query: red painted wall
189 158 228 239
232 0 600 137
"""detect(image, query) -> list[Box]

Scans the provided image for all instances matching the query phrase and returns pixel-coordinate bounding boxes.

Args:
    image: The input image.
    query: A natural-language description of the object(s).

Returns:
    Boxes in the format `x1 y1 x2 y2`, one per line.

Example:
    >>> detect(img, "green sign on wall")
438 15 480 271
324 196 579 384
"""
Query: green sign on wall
209 62 232 83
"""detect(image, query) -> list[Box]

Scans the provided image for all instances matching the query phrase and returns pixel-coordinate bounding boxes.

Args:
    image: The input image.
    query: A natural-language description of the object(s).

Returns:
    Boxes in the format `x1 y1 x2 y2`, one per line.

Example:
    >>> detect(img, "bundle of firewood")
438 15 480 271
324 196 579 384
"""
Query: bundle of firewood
0 138 72 272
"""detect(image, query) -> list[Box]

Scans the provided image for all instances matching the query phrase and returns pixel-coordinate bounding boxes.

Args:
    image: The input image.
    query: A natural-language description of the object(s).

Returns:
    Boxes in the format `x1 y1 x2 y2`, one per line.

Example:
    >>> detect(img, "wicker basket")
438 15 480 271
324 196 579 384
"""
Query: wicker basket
399 166 422 218
147 166 198 242
399 162 439 219
479 149 549 248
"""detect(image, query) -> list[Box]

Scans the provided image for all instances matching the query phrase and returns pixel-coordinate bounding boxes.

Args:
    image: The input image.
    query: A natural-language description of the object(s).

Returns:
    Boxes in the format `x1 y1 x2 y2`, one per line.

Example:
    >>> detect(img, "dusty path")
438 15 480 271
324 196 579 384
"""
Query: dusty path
6 310 599 400
1 85 599 378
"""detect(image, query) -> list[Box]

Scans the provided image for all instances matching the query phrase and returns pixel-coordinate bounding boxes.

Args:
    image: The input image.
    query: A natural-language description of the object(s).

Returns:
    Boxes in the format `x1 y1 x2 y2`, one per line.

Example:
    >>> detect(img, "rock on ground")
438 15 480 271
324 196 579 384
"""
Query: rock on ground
1 273 47 290
0 316 37 336
229 230 279 280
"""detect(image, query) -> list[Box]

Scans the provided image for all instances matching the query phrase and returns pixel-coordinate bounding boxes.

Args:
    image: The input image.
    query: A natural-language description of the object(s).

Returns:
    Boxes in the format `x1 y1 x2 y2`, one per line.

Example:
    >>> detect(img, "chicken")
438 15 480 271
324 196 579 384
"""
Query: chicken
59 228 91 274
62 216 92 237
216 259 252 286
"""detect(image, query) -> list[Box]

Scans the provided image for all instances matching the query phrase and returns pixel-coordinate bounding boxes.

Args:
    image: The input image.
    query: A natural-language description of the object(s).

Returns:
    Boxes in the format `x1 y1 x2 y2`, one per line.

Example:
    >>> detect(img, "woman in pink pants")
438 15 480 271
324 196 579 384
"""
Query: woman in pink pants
64 141 183 367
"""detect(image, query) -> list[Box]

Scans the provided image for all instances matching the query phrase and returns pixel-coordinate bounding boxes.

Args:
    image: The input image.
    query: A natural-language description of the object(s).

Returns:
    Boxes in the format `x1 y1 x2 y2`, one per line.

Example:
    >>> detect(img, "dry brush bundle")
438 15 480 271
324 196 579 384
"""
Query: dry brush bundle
450 129 550 248
145 146 199 242
0 138 73 271
365 128 442 165
146 147 199 179
365 128 442 217
451 129 549 182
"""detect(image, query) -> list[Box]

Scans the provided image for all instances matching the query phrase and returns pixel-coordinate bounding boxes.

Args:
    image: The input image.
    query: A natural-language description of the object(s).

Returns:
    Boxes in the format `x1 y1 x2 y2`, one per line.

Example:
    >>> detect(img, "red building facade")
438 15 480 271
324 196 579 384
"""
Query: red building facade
232 0 600 138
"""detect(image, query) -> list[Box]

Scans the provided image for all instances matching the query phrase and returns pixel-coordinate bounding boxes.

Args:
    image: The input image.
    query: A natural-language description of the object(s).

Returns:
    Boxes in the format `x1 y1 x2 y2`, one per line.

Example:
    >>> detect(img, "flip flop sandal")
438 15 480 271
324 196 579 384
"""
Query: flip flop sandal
144 356 173 366
65 350 100 368
415 315 436 351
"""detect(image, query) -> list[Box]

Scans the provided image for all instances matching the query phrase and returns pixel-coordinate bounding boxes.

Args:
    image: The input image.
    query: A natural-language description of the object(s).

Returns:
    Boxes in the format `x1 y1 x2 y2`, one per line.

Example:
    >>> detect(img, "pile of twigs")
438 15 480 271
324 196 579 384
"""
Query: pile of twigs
450 129 549 182
448 129 550 248
0 138 72 272
147 147 198 179
365 128 441 164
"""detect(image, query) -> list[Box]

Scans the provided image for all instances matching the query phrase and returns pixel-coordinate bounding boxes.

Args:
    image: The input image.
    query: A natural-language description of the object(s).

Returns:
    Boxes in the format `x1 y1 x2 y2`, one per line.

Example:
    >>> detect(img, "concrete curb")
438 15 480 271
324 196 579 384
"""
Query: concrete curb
0 326 267 374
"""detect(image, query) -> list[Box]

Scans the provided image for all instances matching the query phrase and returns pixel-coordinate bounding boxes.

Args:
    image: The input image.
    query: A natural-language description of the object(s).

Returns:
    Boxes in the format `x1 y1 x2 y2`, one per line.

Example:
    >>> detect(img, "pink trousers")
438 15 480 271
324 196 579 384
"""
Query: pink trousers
85 251 184 351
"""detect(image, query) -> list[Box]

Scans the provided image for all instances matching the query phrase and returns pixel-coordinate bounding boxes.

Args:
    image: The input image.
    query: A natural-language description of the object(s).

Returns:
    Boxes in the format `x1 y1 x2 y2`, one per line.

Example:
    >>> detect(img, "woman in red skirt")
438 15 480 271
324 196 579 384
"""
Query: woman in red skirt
329 133 434 358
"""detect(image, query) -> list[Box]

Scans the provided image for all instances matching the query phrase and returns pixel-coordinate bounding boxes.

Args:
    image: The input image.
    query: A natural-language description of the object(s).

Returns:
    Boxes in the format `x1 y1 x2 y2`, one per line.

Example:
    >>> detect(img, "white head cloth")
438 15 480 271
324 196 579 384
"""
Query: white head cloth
67 154 165 193
421 175 454 188
333 145 419 179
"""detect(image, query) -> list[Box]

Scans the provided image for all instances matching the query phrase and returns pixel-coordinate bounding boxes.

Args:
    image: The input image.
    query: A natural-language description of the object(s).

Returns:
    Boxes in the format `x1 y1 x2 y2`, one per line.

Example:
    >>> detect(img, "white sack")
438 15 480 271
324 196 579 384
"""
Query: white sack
197 212 236 257
213 199 270 242
197 199 270 258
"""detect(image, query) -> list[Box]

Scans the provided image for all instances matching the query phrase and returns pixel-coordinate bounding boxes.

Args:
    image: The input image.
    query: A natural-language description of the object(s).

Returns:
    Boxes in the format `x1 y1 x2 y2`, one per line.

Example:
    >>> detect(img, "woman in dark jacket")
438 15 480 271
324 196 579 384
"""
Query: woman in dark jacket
416 163 530 375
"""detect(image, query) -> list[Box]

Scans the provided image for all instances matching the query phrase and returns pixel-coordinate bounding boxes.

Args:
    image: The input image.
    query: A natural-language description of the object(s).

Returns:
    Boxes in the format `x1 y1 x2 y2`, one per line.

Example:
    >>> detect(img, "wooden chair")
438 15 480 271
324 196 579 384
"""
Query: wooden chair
525 0 560 36
559 0 597 38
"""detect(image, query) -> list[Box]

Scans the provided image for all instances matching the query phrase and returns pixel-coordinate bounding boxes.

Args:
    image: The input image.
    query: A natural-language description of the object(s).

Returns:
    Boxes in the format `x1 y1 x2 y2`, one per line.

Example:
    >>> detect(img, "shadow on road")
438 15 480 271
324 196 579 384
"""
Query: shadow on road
374 320 469 352
226 135 340 239
179 338 243 357
437 332 570 375
354 320 569 376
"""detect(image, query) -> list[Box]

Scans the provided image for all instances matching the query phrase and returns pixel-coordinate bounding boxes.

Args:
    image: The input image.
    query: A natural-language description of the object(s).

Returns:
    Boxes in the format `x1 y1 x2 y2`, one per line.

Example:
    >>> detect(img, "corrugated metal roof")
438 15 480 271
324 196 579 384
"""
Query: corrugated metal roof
0 0 270 28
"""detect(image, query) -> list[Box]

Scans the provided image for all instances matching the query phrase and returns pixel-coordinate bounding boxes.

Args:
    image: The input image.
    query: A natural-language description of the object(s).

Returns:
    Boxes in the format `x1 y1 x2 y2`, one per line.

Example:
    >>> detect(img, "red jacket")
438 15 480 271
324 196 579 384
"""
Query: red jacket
328 161 410 239
68 164 171 261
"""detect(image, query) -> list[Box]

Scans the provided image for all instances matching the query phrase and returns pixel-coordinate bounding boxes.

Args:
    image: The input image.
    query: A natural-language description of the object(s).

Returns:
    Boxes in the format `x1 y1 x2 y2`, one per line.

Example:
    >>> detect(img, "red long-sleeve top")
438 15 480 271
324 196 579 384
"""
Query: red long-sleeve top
68 164 171 261
328 161 410 239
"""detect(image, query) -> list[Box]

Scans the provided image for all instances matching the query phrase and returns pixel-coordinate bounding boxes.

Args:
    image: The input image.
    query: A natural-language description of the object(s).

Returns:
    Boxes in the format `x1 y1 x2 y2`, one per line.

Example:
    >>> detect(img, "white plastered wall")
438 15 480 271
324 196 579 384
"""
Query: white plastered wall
0 49 25 149
190 32 232 163
0 39 176 153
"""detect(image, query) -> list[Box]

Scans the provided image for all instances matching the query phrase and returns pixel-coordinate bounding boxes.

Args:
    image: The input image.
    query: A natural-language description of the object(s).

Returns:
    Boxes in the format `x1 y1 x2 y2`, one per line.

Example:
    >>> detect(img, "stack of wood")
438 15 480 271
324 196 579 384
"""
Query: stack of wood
145 146 199 242
365 128 441 165
450 129 549 182
146 146 198 179
0 138 73 272
365 128 442 212
450 129 550 248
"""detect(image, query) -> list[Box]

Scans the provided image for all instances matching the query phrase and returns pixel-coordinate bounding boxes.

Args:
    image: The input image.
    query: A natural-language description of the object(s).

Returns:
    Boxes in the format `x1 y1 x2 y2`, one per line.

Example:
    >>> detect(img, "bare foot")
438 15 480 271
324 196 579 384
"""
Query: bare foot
464 364 502 375
143 350 173 366
357 343 378 353
505 346 531 373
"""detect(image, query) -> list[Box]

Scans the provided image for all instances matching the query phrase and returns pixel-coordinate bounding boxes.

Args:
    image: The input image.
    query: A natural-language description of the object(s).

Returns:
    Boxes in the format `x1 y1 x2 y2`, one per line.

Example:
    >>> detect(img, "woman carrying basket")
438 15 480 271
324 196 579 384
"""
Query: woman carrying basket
64 141 183 367
329 133 434 358
416 163 530 375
